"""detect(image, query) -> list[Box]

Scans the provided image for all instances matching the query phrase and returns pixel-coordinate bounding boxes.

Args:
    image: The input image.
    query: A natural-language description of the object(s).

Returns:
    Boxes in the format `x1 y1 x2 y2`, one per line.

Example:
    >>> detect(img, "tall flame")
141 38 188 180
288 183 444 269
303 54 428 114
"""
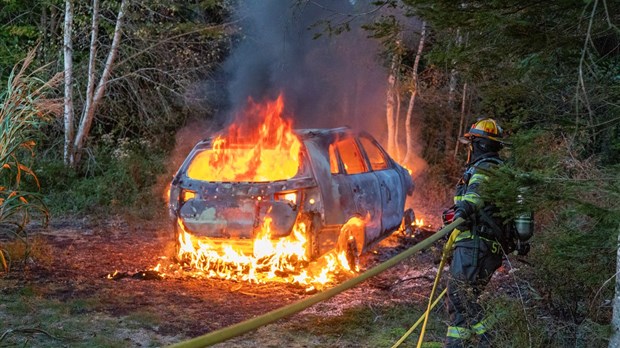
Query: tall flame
187 93 302 182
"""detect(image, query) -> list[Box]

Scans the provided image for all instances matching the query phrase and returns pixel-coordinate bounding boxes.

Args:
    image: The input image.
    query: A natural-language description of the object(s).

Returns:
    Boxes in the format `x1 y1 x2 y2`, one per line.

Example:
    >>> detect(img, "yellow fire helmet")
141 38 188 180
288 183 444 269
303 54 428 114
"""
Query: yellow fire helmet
463 118 504 142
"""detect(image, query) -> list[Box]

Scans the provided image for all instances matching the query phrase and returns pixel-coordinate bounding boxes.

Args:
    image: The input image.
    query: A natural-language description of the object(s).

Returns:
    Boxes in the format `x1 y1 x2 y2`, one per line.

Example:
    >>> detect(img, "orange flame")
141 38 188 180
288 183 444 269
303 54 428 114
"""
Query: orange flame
186 93 302 182
409 218 430 229
177 218 354 288
336 216 366 272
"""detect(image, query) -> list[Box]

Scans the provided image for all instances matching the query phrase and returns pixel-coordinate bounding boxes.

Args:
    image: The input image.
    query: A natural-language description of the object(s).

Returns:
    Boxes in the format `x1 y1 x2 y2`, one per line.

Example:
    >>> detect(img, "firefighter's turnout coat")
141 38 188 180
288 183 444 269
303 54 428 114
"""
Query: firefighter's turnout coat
446 153 505 347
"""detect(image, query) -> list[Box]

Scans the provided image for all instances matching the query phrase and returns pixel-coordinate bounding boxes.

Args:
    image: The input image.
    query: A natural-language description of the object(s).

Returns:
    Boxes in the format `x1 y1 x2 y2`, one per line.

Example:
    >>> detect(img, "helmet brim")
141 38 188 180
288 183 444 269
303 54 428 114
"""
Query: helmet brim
462 133 511 146
458 136 471 144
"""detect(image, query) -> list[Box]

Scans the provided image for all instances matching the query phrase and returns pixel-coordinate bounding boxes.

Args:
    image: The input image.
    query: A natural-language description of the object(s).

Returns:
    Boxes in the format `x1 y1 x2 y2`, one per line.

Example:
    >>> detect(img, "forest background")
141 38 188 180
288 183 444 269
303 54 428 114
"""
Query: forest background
0 0 619 346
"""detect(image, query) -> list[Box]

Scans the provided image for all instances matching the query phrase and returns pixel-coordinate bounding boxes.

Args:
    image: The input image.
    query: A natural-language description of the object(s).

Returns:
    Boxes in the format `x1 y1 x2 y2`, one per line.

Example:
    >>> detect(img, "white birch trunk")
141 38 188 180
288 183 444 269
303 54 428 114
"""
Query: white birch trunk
82 0 100 132
394 77 401 161
62 0 74 166
386 55 398 156
453 82 468 159
72 0 128 166
448 29 462 108
448 71 457 108
403 22 426 165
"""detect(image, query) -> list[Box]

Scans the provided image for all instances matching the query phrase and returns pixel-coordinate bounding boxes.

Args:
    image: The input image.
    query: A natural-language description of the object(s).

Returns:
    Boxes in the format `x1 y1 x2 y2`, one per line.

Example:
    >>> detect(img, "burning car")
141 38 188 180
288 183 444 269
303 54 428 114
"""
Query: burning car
167 95 414 284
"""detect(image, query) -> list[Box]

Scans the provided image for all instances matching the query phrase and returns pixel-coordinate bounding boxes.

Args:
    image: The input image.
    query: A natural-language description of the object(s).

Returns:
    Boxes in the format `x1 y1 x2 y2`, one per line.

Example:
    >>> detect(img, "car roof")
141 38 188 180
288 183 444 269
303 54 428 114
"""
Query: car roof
193 126 374 149
294 126 375 142
294 127 350 138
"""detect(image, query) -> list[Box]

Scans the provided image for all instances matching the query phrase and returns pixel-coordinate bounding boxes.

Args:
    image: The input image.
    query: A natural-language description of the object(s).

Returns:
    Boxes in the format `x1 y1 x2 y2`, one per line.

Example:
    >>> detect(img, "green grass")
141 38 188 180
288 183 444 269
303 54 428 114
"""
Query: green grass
0 285 170 347
125 310 162 329
227 303 448 348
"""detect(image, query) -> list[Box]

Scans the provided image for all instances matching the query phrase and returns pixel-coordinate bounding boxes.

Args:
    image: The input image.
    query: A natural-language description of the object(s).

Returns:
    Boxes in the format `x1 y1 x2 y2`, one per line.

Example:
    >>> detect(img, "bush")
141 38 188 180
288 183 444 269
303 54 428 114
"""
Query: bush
34 136 168 218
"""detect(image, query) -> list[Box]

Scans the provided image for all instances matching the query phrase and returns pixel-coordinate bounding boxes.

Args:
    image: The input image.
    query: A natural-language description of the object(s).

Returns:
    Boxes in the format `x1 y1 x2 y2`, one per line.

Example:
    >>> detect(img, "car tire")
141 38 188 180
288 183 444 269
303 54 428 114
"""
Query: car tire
400 208 416 236
337 217 365 271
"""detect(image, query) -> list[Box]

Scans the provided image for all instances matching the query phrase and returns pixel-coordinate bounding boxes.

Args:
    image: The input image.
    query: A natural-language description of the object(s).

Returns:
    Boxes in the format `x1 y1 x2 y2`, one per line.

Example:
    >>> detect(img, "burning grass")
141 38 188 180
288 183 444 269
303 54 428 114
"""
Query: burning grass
156 216 432 291
103 215 432 293
173 218 356 291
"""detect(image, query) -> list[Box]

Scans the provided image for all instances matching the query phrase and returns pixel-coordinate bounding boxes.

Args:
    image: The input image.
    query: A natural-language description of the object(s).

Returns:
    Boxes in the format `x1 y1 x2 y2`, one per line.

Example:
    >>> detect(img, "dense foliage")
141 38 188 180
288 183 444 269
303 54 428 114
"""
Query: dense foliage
369 0 620 345
1 1 234 215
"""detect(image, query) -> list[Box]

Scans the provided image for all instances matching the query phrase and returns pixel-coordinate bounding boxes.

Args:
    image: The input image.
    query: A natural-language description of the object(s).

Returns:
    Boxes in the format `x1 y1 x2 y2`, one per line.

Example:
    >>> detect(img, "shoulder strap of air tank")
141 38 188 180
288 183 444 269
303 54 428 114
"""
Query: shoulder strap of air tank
472 155 503 169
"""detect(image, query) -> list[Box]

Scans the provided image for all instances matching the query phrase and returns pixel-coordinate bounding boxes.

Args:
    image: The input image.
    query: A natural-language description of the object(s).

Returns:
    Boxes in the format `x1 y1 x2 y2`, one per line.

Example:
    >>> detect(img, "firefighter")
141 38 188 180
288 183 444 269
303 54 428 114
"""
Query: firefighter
445 118 507 348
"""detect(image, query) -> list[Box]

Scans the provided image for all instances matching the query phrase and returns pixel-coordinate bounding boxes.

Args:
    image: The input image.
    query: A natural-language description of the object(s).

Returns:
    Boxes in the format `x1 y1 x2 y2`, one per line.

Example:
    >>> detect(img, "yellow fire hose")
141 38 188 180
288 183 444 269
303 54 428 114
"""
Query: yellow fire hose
390 288 447 348
168 218 464 348
391 227 460 348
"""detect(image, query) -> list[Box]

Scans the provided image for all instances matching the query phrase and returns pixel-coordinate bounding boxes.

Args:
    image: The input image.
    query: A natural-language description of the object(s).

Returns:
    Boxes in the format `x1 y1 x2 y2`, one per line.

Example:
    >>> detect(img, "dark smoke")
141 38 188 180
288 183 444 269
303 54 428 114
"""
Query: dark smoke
222 1 387 134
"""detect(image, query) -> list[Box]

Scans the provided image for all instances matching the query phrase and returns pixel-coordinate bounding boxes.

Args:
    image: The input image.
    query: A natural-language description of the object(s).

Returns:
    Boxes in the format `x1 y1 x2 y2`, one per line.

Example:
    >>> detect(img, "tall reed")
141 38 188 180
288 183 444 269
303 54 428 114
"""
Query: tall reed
0 48 61 271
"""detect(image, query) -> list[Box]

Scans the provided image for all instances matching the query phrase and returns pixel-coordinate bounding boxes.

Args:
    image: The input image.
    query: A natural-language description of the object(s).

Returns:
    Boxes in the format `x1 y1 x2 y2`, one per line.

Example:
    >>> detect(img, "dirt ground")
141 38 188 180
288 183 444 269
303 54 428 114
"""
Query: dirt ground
0 214 460 347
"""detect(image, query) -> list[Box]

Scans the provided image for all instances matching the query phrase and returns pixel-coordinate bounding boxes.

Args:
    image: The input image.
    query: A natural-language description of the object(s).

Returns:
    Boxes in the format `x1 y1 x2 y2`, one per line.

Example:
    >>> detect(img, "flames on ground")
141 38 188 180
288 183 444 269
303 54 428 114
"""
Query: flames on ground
175 217 361 290
105 215 430 289
167 215 429 290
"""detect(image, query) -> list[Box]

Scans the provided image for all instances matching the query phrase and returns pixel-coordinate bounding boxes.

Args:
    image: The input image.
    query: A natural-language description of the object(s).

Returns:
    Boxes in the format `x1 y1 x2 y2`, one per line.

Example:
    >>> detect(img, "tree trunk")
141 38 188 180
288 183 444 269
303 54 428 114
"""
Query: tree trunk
82 0 100 137
386 53 398 156
448 29 463 108
610 226 620 348
63 0 74 166
394 76 401 161
453 82 468 159
403 22 426 165
71 0 128 167
50 5 58 38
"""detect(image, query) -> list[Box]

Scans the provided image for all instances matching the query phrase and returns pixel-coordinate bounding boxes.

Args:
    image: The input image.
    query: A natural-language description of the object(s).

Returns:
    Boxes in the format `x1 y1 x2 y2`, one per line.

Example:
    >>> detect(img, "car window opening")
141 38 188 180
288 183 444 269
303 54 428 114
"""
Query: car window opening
335 137 367 175
359 136 389 171
186 147 301 182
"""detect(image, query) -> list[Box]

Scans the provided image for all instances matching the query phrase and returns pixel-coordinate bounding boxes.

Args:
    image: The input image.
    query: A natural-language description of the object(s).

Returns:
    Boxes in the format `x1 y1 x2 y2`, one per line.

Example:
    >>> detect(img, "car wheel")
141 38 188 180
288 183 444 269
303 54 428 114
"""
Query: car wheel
400 208 416 236
337 217 365 271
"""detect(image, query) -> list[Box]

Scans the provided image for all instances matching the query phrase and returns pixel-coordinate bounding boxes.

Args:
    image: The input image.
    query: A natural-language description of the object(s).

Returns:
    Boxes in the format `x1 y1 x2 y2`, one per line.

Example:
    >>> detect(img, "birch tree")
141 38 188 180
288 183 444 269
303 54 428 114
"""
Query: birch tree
63 0 129 167
402 21 426 165
393 39 402 161
385 51 398 157
63 0 74 165
447 29 463 108
453 82 468 159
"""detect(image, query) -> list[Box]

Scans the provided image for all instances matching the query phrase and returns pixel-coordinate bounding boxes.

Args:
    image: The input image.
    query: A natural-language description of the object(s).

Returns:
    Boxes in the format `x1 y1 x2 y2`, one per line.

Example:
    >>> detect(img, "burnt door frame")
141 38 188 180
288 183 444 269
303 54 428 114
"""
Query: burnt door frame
357 134 404 238
331 136 382 248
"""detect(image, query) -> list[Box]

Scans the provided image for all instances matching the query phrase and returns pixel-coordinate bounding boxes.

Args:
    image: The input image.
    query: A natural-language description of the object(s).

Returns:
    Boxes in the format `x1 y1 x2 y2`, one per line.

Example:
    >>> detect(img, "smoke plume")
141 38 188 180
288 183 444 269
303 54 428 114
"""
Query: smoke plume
222 1 386 134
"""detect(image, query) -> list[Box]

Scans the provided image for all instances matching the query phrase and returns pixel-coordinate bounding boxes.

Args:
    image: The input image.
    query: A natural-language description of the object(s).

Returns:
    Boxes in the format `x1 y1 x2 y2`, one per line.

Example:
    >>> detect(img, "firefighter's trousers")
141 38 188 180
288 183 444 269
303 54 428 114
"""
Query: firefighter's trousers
445 234 502 348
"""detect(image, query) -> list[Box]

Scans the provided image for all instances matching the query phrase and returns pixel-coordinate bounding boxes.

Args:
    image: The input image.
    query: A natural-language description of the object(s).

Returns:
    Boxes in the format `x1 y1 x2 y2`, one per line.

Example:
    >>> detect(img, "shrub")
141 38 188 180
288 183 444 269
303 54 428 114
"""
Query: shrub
0 48 59 271
35 135 168 218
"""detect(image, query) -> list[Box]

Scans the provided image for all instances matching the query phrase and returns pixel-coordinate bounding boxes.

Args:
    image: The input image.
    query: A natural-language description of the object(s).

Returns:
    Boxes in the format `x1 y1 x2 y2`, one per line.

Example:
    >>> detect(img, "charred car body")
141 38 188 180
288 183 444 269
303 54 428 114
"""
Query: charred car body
168 127 415 260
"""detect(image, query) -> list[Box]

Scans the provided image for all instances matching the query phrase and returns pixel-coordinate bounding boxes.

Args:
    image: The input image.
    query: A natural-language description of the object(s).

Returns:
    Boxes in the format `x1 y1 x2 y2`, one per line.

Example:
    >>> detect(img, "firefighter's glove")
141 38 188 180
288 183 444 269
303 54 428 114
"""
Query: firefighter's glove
452 208 468 223
516 241 530 256
442 206 456 226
